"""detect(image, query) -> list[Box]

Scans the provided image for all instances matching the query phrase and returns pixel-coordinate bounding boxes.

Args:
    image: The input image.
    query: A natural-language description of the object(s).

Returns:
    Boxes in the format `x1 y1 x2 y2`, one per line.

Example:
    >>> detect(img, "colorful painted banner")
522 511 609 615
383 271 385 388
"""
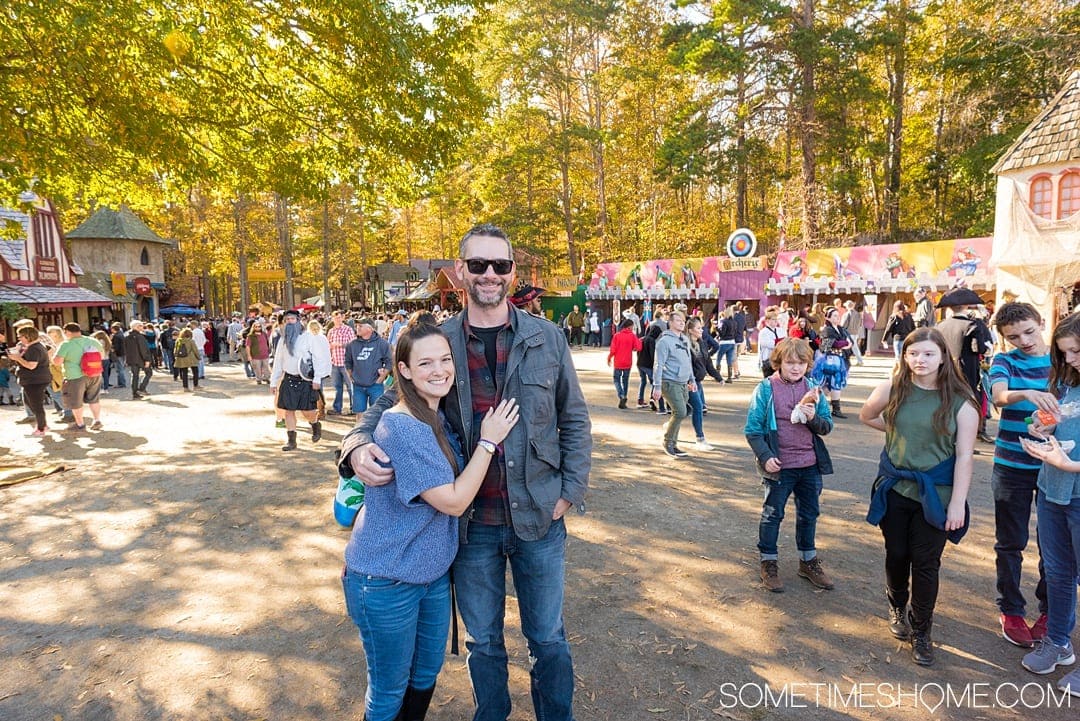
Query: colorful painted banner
586 238 993 292
770 237 992 283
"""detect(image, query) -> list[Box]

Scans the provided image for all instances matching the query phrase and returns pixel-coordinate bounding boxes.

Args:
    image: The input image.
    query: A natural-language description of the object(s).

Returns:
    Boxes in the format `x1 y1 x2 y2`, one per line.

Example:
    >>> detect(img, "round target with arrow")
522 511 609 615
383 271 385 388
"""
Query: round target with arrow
726 228 758 258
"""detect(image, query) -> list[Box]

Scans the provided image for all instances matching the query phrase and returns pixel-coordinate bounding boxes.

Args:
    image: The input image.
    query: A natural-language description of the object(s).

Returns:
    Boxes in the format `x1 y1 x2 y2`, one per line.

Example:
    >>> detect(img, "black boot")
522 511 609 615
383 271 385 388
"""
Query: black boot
909 612 934 666
282 430 297 451
831 400 847 419
888 606 911 640
395 685 435 721
311 421 322 442
618 397 627 409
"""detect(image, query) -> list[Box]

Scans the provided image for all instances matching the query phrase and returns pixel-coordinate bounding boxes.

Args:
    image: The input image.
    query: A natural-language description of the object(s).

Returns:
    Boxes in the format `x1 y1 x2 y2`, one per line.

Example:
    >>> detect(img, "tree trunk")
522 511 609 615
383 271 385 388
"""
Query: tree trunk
233 195 249 314
274 193 295 308
795 0 820 242
321 199 331 311
884 0 908 243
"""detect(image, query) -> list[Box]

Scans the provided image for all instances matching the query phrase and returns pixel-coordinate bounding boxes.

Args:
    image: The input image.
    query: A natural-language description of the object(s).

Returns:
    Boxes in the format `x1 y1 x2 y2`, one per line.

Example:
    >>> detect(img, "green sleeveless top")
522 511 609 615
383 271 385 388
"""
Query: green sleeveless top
885 385 966 506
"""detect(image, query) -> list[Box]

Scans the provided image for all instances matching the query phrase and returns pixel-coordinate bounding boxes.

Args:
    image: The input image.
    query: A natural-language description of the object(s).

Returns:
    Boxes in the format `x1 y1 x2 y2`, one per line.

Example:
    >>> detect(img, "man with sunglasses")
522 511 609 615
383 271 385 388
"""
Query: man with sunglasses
340 223 592 721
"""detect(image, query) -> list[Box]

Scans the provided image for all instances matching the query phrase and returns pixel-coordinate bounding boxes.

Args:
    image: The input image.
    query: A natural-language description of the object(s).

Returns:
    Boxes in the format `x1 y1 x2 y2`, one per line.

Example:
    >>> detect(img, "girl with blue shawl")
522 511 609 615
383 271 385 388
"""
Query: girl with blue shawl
859 327 978 667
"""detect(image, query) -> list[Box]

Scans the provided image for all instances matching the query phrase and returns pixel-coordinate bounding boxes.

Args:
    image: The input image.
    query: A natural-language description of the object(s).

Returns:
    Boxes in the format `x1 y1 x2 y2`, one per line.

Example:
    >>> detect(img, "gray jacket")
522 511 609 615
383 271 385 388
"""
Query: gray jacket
653 330 692 387
339 305 592 542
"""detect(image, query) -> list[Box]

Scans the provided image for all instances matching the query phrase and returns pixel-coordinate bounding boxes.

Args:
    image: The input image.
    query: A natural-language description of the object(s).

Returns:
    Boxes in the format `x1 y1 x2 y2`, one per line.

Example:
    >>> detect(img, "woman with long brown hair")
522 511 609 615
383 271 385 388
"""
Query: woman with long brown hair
859 327 979 666
341 320 519 721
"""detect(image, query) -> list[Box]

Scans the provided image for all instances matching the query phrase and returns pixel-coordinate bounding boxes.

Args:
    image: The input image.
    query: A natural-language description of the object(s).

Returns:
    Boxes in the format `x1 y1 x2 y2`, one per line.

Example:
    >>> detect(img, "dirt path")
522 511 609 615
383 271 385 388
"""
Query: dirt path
0 353 1073 720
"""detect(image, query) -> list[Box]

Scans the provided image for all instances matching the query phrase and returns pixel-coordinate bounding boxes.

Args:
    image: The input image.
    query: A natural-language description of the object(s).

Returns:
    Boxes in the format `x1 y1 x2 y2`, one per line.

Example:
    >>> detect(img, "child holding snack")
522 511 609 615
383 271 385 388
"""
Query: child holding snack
1018 312 1080 695
745 337 835 593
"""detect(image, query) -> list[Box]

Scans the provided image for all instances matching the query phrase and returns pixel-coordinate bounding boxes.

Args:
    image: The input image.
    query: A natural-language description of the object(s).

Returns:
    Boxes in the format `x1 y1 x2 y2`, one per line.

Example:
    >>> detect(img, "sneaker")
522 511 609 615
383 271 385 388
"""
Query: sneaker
89 420 103 431
760 560 783 593
1030 614 1048 641
1002 613 1035 648
663 444 688 458
798 558 835 590
648 400 657 412
30 428 47 437
1057 666 1080 697
888 607 911 640
977 432 995 444
1022 639 1076 674
636 401 649 409
63 424 86 433
618 397 627 409
694 439 713 451
15 416 34 425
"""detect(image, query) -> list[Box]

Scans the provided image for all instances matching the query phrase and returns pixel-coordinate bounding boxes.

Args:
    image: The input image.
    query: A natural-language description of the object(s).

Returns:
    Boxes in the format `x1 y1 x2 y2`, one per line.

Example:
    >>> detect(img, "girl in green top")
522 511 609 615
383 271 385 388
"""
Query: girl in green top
860 327 978 667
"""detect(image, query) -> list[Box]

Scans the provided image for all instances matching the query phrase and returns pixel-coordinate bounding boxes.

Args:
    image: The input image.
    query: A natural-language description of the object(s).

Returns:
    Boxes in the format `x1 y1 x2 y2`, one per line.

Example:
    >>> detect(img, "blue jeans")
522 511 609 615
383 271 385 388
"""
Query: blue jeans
688 383 705 439
352 382 385 414
342 569 451 721
330 365 352 413
612 368 630 400
757 466 822 561
715 342 736 378
101 358 112 389
636 367 661 409
1035 491 1080 647
453 520 575 721
112 360 128 388
992 466 1047 616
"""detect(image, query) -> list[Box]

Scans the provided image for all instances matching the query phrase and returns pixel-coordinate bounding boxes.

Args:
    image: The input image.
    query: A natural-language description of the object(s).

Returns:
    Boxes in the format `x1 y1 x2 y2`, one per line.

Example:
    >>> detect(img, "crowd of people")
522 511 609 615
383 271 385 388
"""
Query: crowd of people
7 231 1080 715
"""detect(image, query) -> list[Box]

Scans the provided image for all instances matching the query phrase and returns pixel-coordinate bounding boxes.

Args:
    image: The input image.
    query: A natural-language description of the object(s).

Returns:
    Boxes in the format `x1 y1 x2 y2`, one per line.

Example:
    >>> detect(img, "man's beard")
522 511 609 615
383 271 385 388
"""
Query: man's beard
466 277 508 308
283 321 303 355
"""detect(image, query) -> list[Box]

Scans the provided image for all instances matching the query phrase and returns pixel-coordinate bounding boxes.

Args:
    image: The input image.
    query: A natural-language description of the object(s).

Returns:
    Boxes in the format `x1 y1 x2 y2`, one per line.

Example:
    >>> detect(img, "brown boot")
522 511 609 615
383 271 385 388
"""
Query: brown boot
760 560 784 593
798 557 835 590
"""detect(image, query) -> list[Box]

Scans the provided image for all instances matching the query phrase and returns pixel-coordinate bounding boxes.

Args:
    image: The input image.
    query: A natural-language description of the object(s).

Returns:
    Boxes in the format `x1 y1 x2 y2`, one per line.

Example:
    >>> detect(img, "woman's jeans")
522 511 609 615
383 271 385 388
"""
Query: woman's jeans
758 466 822 561
342 569 451 721
612 368 630 400
660 380 689 447
453 519 575 721
689 383 705 439
637 367 664 410
1036 491 1080 647
715 342 736 378
22 382 48 431
879 490 947 631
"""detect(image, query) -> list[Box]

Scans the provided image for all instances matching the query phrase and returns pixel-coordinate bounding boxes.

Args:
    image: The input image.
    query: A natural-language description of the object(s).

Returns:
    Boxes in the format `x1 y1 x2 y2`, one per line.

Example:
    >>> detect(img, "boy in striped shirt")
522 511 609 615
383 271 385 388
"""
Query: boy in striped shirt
988 302 1057 648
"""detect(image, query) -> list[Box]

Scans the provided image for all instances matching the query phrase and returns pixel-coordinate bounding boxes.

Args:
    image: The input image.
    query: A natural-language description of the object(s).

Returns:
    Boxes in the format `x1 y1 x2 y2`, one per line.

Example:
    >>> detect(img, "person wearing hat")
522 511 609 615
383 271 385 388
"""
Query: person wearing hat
510 285 545 317
936 288 994 443
344 318 391 415
270 308 332 451
388 309 408 347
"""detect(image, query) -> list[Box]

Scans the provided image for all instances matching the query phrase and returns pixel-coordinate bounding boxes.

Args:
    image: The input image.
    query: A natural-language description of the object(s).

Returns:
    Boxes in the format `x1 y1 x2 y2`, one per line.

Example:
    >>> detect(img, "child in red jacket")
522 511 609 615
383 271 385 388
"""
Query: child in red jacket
608 319 643 409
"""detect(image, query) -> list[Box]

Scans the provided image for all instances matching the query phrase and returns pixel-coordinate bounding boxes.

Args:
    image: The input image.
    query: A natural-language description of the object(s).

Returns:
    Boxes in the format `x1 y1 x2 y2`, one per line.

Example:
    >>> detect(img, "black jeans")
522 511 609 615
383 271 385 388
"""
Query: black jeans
178 367 198 389
22 382 48 431
879 490 948 631
992 466 1048 616
129 365 152 394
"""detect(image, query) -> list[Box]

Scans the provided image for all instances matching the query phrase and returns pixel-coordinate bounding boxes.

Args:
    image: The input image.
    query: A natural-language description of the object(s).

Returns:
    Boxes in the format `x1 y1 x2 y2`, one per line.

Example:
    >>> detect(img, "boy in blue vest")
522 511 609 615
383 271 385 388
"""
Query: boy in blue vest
988 302 1055 648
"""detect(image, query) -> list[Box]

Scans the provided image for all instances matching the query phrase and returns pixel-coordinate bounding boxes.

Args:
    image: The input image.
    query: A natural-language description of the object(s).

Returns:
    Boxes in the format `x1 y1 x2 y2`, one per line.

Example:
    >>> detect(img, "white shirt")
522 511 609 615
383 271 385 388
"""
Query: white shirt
270 331 333 388
191 327 207 356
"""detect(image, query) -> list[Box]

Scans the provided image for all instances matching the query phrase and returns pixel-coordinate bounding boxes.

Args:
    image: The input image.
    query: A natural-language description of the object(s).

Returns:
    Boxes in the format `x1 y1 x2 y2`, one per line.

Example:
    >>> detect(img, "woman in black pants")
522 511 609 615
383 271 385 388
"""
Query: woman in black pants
8 326 53 436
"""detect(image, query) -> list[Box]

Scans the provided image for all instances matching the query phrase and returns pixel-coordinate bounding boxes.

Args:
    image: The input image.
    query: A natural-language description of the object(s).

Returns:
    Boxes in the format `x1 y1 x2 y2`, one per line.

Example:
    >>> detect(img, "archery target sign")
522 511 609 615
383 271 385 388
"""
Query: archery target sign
726 228 758 258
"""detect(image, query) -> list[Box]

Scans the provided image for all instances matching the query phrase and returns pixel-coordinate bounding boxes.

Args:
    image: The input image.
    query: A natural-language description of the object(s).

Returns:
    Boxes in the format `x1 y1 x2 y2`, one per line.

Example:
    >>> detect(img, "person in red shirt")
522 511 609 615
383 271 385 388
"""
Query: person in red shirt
607 318 643 409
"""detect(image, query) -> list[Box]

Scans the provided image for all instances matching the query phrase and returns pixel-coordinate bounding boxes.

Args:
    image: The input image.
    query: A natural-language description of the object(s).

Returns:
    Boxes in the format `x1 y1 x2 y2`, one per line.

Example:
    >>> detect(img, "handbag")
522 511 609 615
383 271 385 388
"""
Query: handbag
333 475 365 527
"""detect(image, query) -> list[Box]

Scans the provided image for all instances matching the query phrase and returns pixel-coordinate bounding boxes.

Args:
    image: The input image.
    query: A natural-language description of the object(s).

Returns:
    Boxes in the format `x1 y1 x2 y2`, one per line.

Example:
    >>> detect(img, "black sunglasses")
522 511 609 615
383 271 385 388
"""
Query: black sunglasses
464 257 514 275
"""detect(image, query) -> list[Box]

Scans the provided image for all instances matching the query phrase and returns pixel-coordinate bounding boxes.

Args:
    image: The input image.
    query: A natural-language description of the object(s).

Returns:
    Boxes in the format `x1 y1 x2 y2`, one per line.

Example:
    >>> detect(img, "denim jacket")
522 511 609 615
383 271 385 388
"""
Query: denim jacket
744 377 834 481
339 305 592 542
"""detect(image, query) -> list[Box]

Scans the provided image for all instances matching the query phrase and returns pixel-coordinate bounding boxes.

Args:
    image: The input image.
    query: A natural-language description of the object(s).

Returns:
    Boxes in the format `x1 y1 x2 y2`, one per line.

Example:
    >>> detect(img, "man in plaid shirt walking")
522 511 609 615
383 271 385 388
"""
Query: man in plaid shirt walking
326 310 356 416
